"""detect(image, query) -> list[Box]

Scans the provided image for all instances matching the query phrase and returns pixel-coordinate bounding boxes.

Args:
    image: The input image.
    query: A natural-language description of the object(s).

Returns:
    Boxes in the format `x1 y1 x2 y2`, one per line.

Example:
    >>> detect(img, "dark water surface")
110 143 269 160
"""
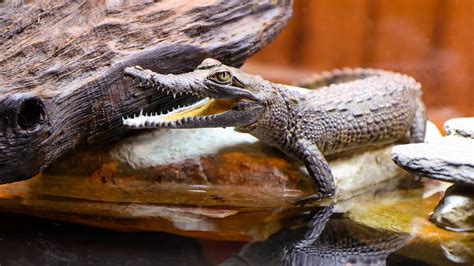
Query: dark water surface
0 205 471 266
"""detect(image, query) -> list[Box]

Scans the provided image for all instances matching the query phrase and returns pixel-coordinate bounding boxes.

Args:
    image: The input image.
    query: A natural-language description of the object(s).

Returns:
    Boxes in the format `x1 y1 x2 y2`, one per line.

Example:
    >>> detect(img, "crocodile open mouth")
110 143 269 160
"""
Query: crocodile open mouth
123 96 235 128
122 65 240 128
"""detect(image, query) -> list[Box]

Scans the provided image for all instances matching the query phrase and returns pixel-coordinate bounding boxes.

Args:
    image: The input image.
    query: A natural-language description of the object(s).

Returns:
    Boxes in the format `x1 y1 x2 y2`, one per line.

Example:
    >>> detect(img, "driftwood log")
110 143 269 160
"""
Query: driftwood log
0 1 292 183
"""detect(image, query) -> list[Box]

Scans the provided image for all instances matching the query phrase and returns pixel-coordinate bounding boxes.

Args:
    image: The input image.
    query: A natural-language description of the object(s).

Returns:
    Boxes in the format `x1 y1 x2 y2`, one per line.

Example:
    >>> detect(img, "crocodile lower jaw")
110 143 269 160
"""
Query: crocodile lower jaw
122 97 234 128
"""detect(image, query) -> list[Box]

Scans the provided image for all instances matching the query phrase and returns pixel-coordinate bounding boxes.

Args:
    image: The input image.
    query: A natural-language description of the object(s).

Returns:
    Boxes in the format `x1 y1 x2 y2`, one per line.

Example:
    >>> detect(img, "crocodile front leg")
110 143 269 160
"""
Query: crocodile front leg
289 140 336 206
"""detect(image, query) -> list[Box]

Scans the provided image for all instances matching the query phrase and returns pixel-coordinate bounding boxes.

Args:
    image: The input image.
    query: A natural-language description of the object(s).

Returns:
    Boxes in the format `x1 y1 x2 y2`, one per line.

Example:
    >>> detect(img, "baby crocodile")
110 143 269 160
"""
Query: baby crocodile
123 58 426 205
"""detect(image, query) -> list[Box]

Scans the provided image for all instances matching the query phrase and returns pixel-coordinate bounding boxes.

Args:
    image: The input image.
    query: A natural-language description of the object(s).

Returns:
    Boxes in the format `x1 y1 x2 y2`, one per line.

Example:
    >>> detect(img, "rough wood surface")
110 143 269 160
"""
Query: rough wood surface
0 0 292 183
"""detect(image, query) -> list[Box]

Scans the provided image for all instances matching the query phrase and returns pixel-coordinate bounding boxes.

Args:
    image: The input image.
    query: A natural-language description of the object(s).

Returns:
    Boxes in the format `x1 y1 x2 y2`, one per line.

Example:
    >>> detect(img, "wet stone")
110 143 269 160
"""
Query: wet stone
346 188 474 264
431 184 474 232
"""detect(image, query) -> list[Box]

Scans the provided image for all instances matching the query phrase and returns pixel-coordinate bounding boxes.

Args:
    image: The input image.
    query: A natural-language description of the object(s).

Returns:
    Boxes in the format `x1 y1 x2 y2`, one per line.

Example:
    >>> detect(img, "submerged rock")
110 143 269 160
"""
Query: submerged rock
431 184 474 232
347 188 474 264
392 117 474 186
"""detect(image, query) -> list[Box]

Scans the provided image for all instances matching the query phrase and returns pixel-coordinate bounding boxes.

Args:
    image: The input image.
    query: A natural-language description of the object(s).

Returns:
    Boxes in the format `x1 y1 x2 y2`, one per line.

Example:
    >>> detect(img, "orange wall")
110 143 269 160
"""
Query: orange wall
245 0 473 125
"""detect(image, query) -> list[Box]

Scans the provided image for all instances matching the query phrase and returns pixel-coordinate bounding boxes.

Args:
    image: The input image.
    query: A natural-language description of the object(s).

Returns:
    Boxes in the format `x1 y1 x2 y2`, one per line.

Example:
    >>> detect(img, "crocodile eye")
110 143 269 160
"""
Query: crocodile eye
212 71 232 84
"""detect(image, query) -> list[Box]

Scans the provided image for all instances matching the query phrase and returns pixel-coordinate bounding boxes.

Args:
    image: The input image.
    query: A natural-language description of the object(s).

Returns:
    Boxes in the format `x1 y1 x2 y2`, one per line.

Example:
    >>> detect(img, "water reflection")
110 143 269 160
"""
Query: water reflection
0 204 472 266
0 213 211 266
224 205 415 266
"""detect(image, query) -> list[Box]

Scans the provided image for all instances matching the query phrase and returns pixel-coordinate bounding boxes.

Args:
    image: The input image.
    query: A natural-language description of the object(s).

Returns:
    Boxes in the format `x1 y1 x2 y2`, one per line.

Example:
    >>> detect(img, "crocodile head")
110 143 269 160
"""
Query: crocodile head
122 58 272 129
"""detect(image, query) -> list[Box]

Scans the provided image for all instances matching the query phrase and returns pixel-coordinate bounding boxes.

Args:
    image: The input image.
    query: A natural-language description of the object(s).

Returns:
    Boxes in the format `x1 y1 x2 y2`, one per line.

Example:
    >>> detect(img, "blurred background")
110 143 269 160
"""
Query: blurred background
245 0 473 128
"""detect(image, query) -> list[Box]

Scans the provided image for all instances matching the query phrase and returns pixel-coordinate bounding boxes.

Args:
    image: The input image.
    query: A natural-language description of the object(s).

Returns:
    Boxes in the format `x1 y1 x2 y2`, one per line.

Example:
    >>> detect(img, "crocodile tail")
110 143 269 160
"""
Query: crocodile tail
297 68 414 90
411 98 427 143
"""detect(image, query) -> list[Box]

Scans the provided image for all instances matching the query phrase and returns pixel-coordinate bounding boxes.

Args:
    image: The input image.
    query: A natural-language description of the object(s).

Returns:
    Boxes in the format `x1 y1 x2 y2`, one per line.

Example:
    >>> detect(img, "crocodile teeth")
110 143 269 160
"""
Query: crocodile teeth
122 98 210 128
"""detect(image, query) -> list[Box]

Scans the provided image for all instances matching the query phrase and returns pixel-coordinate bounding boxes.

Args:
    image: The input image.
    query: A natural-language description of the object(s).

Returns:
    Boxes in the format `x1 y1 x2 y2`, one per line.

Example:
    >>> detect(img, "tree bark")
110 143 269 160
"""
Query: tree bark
0 0 292 183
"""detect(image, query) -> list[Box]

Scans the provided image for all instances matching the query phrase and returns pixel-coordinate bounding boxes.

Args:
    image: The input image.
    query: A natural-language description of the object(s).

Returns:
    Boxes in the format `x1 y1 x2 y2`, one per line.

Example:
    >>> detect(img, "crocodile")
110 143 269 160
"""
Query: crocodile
122 58 426 205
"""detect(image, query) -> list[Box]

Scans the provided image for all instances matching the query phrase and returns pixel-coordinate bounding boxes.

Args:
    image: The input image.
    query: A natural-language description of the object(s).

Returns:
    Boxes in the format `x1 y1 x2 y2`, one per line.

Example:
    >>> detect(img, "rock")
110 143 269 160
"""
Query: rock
0 125 408 240
431 184 474 232
45 127 408 207
393 117 474 243
445 117 474 139
347 187 474 264
392 143 474 185
392 118 474 185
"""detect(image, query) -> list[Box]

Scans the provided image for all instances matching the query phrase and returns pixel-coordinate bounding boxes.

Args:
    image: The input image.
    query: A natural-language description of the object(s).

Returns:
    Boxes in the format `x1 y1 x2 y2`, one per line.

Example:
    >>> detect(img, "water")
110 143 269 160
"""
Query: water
0 179 472 265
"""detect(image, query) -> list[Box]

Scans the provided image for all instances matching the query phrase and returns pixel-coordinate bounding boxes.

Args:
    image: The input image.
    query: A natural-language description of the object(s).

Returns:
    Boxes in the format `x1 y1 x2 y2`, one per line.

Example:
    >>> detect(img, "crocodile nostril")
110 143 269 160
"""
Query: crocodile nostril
17 98 46 130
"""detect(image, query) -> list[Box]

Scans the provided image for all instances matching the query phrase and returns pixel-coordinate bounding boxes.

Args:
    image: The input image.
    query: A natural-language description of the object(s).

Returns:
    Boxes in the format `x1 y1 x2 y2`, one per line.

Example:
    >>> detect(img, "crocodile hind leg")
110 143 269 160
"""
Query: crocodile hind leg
290 141 336 206
410 99 427 143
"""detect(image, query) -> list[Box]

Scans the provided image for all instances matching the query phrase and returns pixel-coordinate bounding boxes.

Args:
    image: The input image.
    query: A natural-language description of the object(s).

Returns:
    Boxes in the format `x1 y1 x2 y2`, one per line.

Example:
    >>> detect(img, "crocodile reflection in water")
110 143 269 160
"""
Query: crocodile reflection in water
223 205 414 266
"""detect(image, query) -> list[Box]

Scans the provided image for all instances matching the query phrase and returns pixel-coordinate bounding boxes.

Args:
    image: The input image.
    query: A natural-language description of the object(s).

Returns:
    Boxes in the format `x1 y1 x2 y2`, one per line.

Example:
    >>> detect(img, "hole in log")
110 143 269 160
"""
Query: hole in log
17 98 46 130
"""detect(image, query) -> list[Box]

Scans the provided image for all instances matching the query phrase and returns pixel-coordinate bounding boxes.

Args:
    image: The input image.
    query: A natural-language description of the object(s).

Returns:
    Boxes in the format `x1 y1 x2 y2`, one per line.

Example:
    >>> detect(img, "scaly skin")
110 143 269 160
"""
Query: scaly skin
122 58 426 205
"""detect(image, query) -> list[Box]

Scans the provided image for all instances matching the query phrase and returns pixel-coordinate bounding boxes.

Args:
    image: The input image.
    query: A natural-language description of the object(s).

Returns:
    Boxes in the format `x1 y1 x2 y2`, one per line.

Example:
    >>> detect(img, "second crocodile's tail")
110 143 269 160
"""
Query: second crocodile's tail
297 68 411 90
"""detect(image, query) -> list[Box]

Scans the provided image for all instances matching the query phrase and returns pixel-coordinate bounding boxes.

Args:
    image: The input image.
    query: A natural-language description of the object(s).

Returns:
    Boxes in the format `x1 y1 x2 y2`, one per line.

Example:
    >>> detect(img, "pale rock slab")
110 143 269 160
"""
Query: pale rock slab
391 143 474 186
392 118 474 186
